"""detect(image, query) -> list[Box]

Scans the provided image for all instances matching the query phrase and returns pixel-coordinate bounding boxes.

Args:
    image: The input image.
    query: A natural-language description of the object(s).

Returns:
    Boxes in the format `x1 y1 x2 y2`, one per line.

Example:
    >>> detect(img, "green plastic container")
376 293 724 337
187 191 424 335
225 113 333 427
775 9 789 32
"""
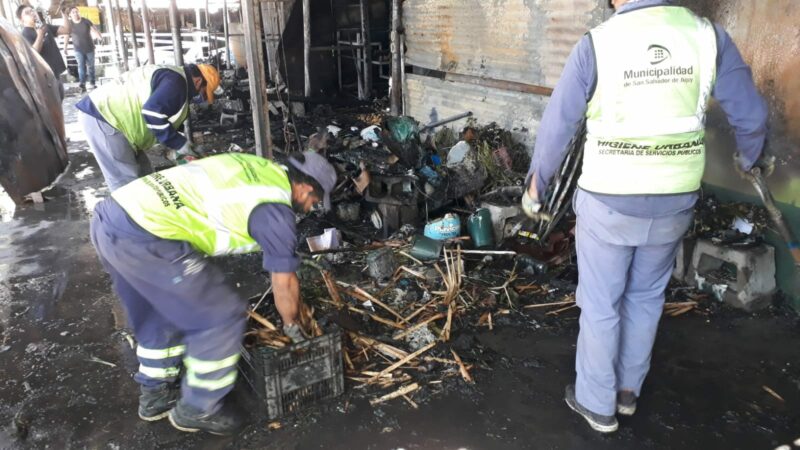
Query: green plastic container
409 235 444 260
467 208 495 249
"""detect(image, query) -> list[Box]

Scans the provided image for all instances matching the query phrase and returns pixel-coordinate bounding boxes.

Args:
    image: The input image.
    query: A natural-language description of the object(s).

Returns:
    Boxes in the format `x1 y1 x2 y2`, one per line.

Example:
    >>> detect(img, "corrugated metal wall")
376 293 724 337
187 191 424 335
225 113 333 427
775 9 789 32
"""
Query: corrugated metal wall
403 0 608 149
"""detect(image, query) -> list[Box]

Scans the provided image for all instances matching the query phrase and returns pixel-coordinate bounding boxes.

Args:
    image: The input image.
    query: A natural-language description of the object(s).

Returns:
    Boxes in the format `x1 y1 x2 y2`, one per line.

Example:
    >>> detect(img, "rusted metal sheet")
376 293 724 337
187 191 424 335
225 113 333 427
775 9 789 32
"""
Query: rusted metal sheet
405 73 548 149
0 18 69 205
404 0 606 88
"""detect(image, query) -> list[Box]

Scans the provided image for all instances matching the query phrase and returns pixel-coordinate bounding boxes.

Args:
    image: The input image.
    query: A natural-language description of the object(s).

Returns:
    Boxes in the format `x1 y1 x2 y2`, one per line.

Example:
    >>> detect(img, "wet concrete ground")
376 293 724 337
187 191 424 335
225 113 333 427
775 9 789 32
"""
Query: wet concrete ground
1 95 799 449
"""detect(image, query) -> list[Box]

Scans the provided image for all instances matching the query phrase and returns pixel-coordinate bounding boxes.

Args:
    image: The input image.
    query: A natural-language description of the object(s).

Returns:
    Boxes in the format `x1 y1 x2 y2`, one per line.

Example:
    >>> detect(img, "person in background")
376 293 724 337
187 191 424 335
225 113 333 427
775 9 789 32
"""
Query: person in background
522 0 770 434
65 6 102 93
17 4 72 100
75 63 221 191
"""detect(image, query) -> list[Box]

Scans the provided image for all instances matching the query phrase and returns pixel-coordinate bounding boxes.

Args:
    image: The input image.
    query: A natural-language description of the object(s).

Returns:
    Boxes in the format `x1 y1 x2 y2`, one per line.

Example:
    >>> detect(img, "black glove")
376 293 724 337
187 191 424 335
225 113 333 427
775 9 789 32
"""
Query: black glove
734 153 775 178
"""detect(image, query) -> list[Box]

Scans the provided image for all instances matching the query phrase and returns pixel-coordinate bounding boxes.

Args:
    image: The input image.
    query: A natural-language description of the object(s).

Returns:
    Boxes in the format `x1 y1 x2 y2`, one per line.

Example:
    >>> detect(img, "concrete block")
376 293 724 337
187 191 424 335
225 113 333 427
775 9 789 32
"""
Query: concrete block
687 239 776 311
672 238 696 281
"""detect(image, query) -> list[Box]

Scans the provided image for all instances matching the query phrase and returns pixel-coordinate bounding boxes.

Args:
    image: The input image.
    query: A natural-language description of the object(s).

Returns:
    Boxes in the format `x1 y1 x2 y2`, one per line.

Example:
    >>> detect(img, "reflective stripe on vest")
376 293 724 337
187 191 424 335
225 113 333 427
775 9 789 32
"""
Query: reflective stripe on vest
112 153 293 256
578 6 717 195
136 344 186 360
89 65 189 152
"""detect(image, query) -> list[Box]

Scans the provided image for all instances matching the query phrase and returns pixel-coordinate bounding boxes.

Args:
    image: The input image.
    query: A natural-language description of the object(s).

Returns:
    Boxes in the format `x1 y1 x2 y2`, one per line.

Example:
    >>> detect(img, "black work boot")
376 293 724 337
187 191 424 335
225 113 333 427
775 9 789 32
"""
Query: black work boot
616 390 638 416
168 401 244 436
138 384 179 421
564 384 619 433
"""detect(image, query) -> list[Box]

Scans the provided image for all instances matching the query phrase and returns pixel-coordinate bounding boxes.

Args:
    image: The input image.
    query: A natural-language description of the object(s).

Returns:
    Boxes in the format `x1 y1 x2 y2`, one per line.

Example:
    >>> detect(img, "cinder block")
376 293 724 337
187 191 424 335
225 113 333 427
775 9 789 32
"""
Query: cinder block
481 202 521 243
686 239 776 311
672 238 696 281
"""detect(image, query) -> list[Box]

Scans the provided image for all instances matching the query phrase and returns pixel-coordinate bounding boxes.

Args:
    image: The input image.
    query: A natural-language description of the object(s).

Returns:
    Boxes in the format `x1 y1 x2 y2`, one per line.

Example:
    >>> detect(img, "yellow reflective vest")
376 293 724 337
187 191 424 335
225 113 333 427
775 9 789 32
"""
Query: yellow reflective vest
578 6 717 195
89 65 189 152
112 153 292 256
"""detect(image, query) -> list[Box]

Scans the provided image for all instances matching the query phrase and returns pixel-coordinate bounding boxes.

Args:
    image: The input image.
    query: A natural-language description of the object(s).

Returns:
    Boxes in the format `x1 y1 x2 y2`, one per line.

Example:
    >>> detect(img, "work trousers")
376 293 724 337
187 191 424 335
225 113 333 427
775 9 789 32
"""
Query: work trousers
573 189 693 416
75 50 96 86
90 198 246 414
79 111 153 191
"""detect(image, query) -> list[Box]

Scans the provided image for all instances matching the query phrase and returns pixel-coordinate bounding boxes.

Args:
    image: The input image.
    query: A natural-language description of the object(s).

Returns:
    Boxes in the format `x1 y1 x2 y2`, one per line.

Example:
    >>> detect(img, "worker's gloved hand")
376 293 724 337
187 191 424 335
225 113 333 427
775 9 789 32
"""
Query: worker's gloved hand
751 154 776 177
283 323 309 344
522 188 552 222
735 153 775 178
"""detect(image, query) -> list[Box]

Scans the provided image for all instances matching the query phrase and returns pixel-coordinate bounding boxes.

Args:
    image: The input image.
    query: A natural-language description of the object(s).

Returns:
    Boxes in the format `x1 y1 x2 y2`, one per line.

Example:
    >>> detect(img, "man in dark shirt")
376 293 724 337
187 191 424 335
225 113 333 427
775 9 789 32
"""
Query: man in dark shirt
65 7 102 92
16 4 71 100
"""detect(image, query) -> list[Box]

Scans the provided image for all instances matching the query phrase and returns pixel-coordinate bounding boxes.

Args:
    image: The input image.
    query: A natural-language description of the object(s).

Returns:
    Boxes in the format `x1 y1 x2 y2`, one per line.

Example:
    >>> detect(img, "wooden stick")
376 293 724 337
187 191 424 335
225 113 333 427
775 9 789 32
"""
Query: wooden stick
401 394 419 409
319 298 405 330
441 303 453 341
369 383 420 406
523 300 576 309
350 333 409 360
341 285 407 324
403 298 437 323
546 304 578 316
367 342 436 384
248 310 278 331
321 271 344 306
450 349 474 384
398 251 424 266
398 265 427 280
763 385 785 402
392 313 446 340
458 250 516 255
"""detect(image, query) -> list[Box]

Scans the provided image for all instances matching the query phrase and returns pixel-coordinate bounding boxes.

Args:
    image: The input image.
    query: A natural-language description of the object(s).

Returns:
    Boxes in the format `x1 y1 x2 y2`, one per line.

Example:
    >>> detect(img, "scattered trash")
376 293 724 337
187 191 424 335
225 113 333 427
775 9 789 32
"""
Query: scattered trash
366 247 397 282
360 125 381 142
446 141 471 167
335 202 361 222
423 214 461 241
307 228 342 252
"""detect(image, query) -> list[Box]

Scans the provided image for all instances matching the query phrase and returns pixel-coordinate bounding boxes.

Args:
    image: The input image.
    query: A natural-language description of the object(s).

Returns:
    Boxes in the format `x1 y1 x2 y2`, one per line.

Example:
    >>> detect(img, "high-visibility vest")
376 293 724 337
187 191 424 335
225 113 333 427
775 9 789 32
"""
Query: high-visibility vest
89 65 189 152
112 153 293 256
578 6 717 195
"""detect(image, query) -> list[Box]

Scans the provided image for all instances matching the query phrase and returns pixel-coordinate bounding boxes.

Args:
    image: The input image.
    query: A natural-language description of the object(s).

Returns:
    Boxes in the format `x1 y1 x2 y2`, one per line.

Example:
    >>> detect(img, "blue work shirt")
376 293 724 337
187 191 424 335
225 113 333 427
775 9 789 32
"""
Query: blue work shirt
102 198 300 274
76 67 197 150
527 0 768 218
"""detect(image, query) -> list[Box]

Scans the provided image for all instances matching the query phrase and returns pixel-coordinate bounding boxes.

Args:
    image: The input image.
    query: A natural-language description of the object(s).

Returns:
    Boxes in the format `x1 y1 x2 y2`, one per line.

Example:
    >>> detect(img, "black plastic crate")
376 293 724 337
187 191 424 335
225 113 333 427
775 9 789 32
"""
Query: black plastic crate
239 328 344 420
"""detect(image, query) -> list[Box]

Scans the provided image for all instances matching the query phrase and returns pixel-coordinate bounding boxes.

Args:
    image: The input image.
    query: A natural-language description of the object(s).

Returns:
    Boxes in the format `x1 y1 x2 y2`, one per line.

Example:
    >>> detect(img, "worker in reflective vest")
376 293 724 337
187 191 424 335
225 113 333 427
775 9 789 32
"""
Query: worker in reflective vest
523 0 770 433
76 63 221 191
90 152 336 435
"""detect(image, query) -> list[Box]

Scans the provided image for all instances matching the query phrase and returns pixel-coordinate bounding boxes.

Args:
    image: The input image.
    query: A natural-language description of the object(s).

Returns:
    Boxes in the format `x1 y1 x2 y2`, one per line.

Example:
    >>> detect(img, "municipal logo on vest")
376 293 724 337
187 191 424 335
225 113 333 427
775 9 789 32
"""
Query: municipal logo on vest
648 45 671 65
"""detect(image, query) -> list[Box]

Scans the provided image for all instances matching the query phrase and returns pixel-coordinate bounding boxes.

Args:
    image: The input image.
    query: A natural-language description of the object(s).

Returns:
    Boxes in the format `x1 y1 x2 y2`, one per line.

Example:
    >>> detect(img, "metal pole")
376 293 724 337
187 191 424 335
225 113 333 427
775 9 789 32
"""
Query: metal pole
126 0 140 67
242 0 273 158
140 0 154 64
104 0 120 71
168 0 192 143
223 0 231 67
390 0 402 115
302 0 311 97
0 1 6 23
113 0 129 71
359 0 371 99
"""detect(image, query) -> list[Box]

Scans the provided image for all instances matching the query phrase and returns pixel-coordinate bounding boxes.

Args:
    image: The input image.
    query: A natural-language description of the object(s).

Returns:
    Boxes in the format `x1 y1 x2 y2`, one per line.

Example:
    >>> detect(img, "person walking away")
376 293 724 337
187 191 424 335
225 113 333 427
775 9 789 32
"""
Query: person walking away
521 0 771 434
65 7 102 92
90 151 337 435
75 63 221 191
17 4 72 100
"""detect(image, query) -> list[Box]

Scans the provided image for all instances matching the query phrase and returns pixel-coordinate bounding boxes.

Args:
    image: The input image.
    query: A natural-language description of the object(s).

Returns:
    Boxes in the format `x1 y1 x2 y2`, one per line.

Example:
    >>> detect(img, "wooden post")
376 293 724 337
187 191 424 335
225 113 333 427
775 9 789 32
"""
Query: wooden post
302 0 311 97
125 0 140 67
242 0 273 158
168 0 192 143
390 0 403 115
140 0 154 64
359 0 371 100
113 0 129 71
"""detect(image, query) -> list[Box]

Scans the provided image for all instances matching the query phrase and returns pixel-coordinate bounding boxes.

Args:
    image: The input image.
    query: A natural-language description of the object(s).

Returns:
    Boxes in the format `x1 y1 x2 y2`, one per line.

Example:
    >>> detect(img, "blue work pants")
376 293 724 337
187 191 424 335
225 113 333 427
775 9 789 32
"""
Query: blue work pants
573 189 693 416
90 198 246 414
